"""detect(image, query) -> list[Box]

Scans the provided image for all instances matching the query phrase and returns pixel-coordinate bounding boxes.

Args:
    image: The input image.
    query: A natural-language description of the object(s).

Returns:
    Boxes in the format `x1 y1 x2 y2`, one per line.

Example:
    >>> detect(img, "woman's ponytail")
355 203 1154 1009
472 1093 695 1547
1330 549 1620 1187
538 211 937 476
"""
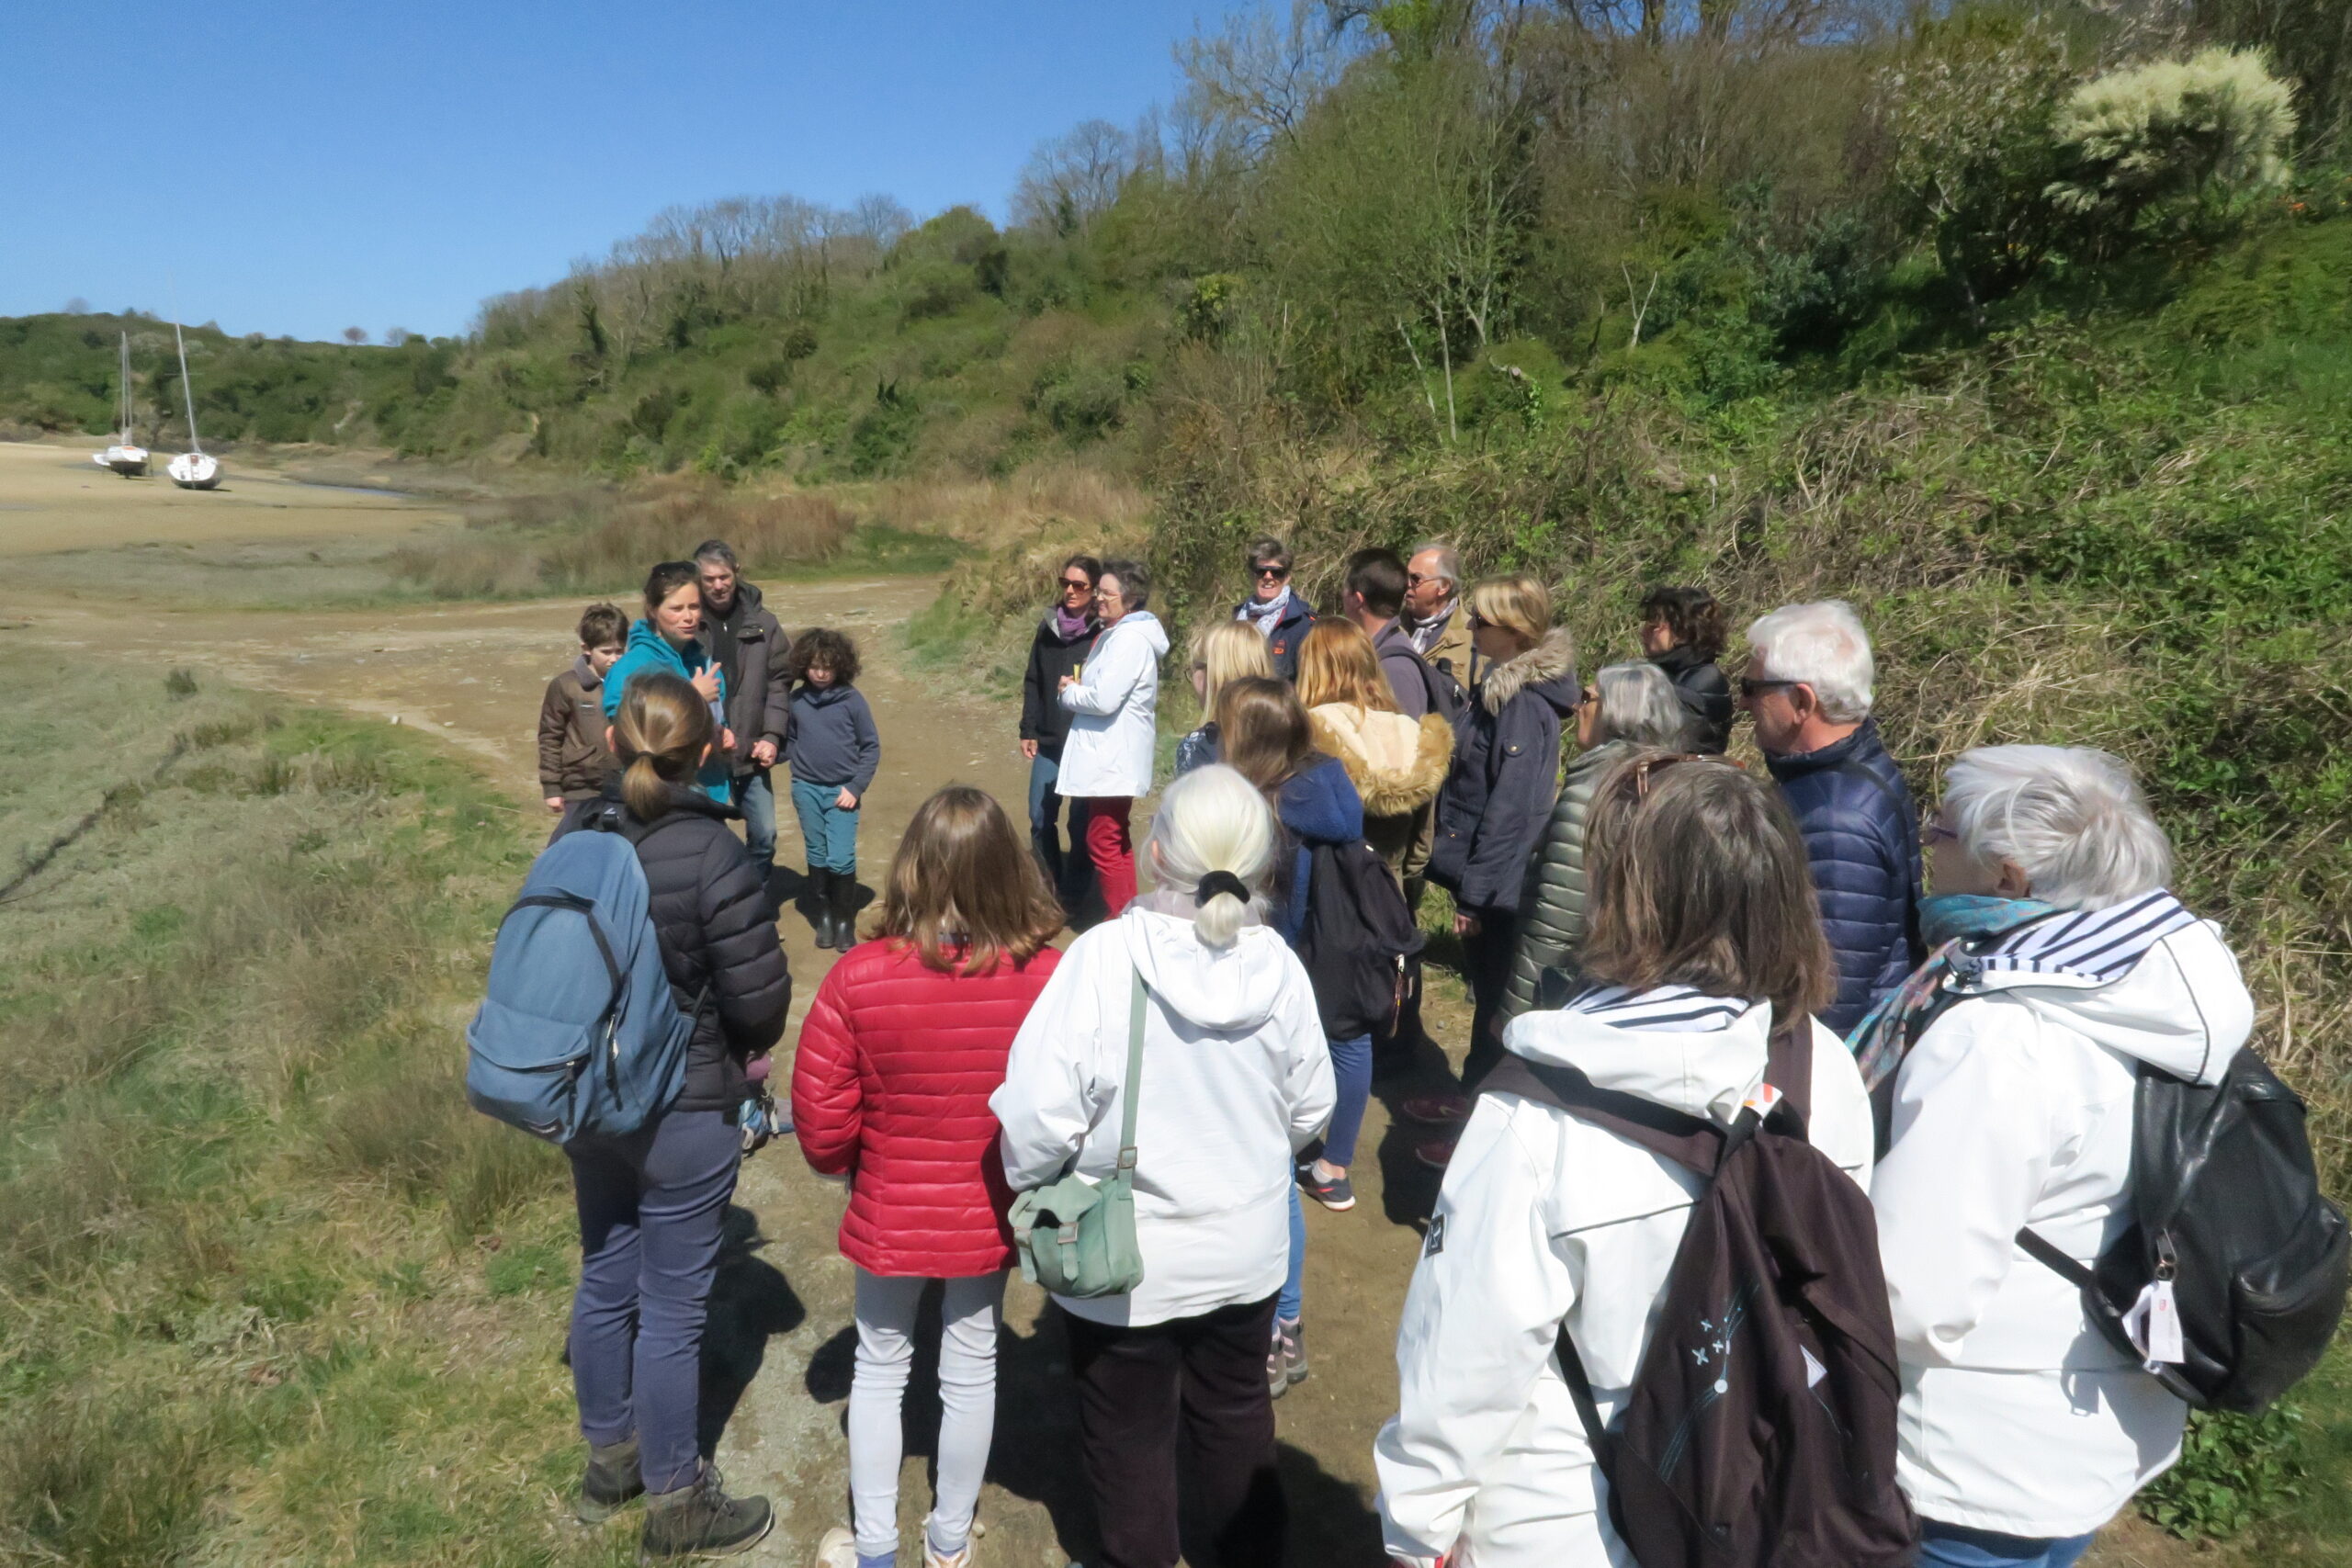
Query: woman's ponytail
1148 766 1275 950
610 672 713 820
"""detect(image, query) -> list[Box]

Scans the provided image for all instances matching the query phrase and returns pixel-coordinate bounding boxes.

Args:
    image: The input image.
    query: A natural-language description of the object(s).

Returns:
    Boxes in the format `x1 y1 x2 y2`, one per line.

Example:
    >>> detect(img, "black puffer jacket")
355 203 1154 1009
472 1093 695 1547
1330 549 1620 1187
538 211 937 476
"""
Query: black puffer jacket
1650 644 1734 755
563 782 791 1112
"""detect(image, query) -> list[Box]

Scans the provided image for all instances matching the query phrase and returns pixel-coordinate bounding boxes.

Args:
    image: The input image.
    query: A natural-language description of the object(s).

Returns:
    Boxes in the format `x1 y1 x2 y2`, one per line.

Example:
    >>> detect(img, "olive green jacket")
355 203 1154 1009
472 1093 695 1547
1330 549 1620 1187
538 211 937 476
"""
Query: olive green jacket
1500 739 1632 1023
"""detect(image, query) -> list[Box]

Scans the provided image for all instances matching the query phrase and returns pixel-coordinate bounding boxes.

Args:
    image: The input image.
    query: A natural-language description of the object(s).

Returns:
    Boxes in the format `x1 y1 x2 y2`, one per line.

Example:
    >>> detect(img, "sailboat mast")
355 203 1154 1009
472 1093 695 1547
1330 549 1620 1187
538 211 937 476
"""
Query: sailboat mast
118 333 133 442
174 321 203 454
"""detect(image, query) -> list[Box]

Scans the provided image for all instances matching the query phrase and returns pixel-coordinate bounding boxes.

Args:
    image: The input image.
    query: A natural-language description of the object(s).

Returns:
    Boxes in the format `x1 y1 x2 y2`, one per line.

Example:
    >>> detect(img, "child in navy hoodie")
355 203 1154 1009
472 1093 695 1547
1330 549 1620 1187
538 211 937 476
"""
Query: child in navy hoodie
786 627 880 951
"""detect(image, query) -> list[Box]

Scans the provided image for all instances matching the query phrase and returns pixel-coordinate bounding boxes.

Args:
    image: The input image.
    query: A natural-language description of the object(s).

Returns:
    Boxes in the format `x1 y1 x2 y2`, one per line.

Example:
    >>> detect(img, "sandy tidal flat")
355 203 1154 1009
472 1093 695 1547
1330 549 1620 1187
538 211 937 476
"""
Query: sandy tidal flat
0 439 461 556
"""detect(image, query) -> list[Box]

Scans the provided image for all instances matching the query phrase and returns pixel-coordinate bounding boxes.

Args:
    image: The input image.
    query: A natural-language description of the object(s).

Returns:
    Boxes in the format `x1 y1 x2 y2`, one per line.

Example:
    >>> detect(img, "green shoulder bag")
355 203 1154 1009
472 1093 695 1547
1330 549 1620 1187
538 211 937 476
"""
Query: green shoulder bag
1010 972 1148 1299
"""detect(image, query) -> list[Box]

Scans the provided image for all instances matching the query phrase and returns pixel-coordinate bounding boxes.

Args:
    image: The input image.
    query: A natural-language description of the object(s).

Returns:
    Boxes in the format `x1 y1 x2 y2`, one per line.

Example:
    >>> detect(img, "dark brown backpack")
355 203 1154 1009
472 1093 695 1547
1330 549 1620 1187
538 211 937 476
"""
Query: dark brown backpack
1480 1023 1917 1568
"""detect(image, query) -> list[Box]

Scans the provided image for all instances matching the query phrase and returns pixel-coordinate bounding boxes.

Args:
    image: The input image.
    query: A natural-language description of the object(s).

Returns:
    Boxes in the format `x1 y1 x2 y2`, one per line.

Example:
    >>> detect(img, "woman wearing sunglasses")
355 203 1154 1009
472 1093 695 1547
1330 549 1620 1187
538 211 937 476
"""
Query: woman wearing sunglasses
1019 553 1102 921
1233 536 1317 683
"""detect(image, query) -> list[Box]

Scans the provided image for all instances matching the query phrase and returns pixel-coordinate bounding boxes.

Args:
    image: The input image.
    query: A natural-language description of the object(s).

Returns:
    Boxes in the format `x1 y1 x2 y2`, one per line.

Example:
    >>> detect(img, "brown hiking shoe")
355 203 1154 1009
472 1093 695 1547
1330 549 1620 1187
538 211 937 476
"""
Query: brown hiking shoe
639 1463 773 1561
576 1437 644 1524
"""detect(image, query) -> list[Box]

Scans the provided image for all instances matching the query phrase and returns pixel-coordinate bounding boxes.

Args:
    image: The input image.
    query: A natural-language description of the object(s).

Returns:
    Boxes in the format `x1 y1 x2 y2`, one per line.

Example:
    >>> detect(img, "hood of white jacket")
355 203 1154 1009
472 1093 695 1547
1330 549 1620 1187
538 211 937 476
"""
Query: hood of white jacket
1502 998 1771 1127
1119 905 1294 1032
1105 610 1169 660
1960 919 2252 1086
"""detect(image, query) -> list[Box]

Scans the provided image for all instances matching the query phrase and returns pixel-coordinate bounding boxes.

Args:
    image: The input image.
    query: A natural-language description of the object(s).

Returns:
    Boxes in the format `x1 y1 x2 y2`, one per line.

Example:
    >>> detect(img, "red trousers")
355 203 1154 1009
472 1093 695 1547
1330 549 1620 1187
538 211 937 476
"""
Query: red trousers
1080 796 1136 915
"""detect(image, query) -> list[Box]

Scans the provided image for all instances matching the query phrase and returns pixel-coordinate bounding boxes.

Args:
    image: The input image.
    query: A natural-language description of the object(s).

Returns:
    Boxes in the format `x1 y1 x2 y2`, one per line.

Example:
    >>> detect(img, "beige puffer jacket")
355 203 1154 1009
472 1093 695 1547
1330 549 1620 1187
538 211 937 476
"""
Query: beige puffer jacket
1307 704 1454 883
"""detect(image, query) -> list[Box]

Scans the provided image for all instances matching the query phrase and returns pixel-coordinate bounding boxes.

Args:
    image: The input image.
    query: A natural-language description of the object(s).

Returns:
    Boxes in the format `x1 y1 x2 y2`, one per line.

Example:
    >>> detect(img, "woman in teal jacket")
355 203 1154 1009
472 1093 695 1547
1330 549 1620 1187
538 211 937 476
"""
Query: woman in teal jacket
605 560 736 804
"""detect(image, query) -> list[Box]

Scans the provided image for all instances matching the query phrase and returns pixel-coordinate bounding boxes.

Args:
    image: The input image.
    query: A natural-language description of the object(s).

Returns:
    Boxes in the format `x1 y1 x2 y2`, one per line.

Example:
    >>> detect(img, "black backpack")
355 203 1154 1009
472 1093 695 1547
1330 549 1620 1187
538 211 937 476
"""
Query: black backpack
1482 1024 1917 1568
1295 839 1426 1040
2018 1047 2349 1413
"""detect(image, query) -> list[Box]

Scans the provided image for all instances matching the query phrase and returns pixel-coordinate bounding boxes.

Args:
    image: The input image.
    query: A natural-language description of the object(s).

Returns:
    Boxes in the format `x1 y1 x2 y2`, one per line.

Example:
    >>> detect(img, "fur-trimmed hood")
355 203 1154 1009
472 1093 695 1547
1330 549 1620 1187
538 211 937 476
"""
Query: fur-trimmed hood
1307 705 1453 817
1476 627 1579 717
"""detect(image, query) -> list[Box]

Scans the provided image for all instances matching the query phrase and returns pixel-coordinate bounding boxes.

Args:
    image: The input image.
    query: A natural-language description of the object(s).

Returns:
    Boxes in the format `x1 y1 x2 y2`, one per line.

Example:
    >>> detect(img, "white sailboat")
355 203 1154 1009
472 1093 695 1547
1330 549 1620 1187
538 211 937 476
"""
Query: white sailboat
94 333 150 477
165 321 220 490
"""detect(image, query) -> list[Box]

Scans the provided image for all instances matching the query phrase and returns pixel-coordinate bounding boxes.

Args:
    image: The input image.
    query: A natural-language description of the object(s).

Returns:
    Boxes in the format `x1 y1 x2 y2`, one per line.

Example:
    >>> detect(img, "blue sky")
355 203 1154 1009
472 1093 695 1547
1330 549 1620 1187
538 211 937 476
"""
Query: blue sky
4 2 1229 343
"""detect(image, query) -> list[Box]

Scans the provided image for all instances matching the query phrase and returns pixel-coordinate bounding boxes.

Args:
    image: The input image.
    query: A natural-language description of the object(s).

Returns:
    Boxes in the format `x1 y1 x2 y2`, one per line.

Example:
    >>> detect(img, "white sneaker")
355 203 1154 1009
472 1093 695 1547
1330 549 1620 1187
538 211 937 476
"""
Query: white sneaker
812 1525 858 1568
922 1513 979 1567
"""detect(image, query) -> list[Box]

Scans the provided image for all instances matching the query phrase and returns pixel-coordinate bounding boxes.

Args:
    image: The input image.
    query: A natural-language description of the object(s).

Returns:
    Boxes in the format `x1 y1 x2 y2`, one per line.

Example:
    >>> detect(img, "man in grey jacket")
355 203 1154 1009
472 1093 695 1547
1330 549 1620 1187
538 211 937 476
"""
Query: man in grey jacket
695 540 793 897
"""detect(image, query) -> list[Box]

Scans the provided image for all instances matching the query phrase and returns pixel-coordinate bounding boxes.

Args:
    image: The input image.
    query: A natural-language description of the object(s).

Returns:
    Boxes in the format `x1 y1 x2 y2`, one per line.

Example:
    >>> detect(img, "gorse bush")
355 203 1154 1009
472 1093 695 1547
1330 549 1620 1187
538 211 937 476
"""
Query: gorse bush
2050 47 2301 244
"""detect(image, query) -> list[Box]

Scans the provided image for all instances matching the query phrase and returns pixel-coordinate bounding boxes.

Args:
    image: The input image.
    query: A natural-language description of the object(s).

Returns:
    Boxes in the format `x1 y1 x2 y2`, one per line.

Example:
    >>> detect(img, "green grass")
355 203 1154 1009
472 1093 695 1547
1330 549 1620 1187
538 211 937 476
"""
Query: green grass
0 654 628 1565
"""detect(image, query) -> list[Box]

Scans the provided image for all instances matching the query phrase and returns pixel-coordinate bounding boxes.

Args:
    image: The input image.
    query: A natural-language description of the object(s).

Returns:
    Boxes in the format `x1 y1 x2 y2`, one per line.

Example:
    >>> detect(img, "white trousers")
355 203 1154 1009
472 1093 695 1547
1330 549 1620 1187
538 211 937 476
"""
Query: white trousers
850 1269 1008 1561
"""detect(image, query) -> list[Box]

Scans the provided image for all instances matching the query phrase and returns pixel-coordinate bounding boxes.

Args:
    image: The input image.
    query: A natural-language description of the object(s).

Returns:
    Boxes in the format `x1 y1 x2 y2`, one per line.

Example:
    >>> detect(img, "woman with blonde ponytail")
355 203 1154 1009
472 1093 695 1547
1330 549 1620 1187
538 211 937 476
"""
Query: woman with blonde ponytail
993 764 1334 1568
555 671 789 1559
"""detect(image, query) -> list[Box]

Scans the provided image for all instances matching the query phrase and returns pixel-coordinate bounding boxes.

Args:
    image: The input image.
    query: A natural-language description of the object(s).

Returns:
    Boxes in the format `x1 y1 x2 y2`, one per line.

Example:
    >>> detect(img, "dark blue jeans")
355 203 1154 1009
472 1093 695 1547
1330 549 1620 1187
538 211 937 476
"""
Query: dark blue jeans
1026 749 1095 915
566 1107 742 1495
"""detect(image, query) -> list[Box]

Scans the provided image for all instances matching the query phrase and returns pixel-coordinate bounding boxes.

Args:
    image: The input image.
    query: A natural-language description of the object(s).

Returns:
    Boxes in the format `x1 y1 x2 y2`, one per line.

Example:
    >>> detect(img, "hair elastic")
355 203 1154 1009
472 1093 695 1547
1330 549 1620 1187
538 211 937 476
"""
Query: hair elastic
1195 870 1250 908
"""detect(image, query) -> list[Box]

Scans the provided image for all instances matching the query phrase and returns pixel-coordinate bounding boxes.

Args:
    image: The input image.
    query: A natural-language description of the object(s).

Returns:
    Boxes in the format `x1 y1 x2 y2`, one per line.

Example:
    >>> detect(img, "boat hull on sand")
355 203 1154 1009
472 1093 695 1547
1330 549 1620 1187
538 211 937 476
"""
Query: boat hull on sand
167 451 221 489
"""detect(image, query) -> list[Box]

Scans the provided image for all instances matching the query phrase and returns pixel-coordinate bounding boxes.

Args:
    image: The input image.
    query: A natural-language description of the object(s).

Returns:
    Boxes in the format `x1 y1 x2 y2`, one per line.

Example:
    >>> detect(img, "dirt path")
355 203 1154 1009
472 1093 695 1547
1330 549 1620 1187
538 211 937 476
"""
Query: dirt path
7 567 1450 1567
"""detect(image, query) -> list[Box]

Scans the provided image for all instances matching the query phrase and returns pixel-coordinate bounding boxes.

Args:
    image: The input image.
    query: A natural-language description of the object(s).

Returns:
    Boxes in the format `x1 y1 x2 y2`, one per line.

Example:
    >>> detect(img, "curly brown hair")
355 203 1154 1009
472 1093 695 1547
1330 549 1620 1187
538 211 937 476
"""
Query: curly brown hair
786 626 861 686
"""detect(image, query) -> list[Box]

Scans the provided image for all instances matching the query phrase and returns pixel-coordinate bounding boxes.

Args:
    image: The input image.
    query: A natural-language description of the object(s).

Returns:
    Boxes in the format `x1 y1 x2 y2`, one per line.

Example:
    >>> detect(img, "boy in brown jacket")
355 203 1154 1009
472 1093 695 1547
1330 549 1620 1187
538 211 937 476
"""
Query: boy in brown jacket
539 604 628 835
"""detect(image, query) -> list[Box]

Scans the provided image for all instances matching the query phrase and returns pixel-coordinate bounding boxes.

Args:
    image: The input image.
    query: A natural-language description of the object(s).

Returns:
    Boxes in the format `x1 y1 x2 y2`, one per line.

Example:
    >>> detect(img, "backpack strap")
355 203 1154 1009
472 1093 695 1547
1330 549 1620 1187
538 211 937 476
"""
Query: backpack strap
1480 1052 1733 1176
1764 1013 1813 1134
1114 972 1148 1189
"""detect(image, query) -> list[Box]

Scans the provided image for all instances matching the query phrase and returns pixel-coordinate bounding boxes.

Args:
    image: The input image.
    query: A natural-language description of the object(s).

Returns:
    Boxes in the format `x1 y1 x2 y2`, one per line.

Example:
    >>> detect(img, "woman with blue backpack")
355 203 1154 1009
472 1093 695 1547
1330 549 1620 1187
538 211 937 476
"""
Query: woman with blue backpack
558 671 790 1559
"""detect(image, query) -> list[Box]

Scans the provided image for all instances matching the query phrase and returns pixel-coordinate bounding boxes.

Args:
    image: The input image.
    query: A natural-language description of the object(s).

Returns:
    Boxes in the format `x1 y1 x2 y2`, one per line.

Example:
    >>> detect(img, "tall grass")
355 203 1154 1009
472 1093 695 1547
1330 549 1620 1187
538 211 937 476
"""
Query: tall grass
0 660 610 1565
389 476 854 598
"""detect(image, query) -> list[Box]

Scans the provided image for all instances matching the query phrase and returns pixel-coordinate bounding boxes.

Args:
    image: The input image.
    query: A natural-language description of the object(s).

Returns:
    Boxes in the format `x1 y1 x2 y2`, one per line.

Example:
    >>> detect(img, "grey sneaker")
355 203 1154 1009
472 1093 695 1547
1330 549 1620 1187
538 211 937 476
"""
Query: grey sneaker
1269 1316 1306 1398
577 1437 643 1524
639 1463 774 1560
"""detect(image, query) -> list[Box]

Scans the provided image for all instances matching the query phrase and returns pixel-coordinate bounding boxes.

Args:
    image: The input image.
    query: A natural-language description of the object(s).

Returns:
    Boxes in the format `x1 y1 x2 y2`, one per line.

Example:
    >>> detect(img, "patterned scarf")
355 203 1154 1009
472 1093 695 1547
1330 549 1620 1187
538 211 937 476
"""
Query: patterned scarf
1237 586 1293 636
1849 889 2201 1089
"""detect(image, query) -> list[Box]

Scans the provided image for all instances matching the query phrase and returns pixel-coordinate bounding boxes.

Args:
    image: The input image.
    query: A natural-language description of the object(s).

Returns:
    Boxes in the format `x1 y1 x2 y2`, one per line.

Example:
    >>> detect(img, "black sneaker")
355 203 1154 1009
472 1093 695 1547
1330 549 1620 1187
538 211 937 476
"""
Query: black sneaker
1297 1166 1356 1212
576 1438 643 1524
639 1463 774 1561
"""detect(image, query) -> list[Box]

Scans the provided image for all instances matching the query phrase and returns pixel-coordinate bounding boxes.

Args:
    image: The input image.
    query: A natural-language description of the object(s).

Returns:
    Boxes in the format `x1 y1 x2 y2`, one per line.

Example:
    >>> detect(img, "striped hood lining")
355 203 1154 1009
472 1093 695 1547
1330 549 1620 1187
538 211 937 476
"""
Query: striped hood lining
1966 890 2201 986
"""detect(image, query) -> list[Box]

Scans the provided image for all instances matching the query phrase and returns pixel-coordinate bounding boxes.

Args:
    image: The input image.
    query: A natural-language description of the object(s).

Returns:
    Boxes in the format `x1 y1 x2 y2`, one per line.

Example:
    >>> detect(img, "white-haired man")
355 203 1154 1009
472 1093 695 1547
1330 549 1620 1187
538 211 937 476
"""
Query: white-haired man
1738 599 1922 1034
1401 542 1476 699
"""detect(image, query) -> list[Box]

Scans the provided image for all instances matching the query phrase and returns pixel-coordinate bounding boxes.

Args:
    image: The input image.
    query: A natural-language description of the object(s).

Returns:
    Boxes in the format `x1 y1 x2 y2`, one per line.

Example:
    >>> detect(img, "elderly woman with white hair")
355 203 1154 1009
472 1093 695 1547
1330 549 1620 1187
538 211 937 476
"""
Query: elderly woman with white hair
992 764 1333 1568
1738 599 1924 1034
1860 745 2254 1568
1498 660 1694 1025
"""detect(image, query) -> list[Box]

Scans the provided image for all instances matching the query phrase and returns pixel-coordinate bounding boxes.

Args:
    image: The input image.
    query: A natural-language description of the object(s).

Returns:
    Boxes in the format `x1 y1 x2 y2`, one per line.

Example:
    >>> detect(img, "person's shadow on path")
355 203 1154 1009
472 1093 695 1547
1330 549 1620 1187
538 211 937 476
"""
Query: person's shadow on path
699 1203 806 1458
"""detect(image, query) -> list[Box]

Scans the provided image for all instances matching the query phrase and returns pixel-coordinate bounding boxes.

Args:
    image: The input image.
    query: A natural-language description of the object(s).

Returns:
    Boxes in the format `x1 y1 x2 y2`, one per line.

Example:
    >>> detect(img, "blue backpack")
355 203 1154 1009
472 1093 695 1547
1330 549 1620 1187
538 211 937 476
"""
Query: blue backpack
465 818 698 1143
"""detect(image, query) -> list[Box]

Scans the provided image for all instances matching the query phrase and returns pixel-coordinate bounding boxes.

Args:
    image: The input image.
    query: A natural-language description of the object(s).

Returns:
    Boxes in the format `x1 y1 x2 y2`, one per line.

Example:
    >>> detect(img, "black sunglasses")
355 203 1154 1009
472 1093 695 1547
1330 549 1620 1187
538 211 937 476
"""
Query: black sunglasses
1252 564 1289 580
1464 612 1490 631
1737 677 1801 698
1060 576 1092 590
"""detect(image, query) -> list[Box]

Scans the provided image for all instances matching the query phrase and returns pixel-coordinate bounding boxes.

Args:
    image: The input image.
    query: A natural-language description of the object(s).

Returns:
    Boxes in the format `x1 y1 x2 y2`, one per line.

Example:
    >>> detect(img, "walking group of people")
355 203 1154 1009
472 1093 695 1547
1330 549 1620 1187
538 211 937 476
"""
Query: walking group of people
515 531 2313 1568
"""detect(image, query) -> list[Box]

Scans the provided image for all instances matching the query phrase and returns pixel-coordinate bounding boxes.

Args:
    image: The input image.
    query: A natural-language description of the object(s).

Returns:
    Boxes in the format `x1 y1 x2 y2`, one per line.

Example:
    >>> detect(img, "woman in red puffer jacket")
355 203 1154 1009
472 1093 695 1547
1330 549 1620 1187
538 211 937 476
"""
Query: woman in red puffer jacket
793 785 1065 1568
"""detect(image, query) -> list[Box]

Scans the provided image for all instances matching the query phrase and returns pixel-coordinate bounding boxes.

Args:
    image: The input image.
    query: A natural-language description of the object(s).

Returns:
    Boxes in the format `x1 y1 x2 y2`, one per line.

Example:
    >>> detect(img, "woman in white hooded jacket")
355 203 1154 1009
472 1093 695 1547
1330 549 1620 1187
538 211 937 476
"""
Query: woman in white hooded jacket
1055 556 1170 918
1860 746 2255 1568
993 763 1334 1568
1376 751 1874 1568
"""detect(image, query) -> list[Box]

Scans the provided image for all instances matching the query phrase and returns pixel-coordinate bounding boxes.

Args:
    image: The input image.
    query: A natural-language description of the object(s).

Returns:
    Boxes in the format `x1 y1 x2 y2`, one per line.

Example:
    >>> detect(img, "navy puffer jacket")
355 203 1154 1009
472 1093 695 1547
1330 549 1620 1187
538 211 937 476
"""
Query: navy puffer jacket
1428 629 1579 917
1763 719 1923 1034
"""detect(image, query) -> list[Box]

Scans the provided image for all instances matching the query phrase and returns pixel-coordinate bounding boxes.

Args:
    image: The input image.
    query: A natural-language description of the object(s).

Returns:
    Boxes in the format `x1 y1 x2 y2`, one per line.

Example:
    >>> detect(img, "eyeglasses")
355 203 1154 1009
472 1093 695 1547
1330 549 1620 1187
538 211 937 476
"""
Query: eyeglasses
1060 577 1092 591
1406 572 1441 588
1626 750 1743 799
1464 612 1490 631
1736 677 1801 698
1252 564 1289 581
1925 819 1960 844
1094 587 1124 603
